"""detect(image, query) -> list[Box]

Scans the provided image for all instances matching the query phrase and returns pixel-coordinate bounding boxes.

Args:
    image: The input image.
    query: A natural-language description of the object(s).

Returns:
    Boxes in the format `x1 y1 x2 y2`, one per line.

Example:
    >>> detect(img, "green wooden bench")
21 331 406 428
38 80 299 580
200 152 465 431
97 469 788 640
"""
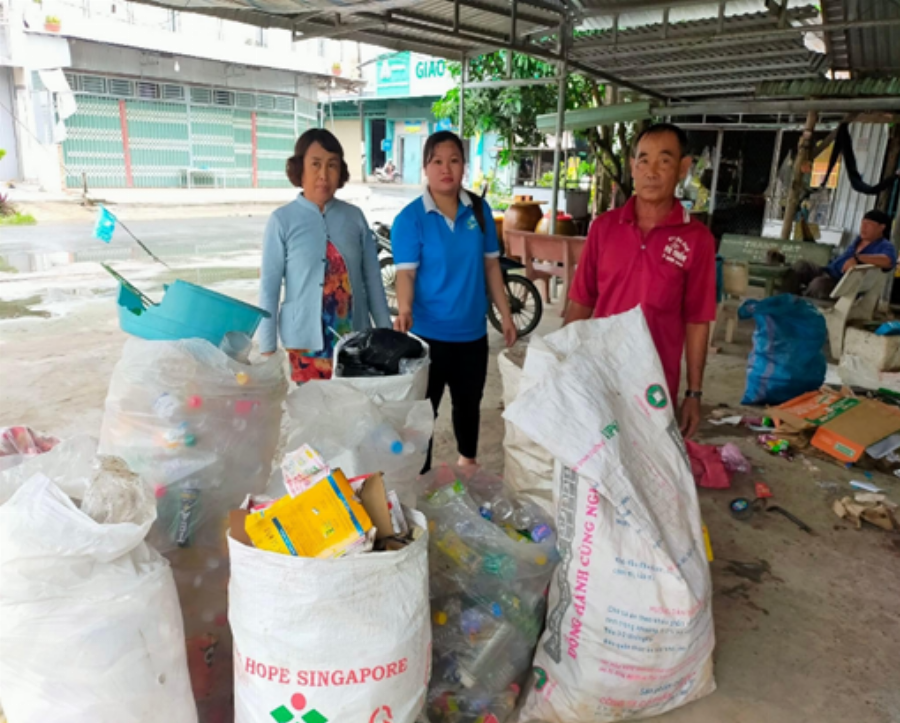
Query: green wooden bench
719 234 836 297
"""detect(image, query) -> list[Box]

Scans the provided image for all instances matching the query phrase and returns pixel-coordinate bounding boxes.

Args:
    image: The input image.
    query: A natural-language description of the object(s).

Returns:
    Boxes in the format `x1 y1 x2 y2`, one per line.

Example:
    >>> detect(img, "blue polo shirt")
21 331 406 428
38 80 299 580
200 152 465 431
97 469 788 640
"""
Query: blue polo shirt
392 189 500 342
827 236 897 278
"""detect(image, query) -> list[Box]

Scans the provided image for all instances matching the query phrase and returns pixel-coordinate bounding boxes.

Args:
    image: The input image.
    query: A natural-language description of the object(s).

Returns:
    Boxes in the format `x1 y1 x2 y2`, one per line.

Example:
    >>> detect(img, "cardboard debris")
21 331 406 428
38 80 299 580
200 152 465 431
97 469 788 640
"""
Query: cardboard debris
833 496 897 531
769 389 900 464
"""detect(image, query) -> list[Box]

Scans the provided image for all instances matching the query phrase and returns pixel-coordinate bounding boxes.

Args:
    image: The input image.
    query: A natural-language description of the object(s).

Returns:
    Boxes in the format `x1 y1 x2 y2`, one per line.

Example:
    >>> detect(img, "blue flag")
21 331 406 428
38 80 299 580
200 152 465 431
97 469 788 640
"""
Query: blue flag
93 206 116 243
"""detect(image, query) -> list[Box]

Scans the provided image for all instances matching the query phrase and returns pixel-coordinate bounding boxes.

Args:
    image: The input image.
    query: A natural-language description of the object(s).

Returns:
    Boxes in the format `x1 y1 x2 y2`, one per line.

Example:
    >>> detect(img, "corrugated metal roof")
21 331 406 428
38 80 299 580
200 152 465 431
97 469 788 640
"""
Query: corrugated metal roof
821 0 900 78
758 78 900 98
564 6 827 100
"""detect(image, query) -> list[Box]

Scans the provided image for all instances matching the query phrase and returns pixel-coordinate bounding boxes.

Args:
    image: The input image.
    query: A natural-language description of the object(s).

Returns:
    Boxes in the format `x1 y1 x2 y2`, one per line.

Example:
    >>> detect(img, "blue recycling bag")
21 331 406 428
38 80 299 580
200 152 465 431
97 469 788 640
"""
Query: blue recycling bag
739 294 827 405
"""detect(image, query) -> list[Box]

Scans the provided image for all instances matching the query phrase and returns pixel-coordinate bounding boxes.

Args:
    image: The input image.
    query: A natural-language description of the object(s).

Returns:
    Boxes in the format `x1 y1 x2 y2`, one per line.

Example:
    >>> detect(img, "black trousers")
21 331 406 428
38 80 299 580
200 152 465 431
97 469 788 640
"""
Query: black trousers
420 335 489 473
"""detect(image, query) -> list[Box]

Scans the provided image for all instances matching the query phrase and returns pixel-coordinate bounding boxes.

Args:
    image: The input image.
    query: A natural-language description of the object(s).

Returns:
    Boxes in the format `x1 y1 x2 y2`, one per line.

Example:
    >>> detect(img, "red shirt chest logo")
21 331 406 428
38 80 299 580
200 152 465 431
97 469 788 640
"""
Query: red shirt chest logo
661 235 690 269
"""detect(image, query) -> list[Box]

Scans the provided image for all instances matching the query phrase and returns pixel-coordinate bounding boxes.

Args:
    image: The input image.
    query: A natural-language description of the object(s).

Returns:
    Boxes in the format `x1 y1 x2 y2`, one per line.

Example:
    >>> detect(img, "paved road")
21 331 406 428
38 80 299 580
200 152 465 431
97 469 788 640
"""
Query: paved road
0 186 417 273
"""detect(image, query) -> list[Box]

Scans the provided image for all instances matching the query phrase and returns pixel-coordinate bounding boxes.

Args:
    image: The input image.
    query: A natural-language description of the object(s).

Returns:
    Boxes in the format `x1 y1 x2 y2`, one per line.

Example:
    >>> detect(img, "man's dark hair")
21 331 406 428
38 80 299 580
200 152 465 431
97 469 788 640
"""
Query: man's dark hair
633 123 690 159
864 208 891 230
423 130 466 168
286 128 350 188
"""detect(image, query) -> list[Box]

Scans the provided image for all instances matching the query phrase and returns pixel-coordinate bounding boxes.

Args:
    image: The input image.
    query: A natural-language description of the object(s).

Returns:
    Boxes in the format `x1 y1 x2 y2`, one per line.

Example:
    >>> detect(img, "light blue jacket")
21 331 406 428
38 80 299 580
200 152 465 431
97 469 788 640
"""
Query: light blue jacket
258 194 392 353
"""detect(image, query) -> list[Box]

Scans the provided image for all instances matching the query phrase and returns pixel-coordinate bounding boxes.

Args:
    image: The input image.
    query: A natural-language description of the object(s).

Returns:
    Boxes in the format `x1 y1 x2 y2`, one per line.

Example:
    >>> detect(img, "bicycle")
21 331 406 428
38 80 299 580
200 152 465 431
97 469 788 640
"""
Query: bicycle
372 222 543 339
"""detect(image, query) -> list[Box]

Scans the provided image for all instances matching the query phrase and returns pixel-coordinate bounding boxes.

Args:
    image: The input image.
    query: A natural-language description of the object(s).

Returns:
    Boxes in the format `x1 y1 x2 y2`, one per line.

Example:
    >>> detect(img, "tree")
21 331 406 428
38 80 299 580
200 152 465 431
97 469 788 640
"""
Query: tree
432 51 641 208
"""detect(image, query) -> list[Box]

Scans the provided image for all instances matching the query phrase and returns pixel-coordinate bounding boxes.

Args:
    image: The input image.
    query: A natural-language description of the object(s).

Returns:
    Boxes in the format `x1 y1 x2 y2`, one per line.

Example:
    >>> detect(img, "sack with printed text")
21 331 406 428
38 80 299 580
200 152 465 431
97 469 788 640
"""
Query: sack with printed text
228 509 431 723
504 308 715 722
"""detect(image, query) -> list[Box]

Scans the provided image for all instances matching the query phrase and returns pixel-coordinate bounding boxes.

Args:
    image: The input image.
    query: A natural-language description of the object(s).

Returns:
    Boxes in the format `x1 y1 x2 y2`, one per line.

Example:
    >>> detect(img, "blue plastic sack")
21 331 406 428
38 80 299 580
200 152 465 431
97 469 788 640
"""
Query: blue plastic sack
738 294 827 405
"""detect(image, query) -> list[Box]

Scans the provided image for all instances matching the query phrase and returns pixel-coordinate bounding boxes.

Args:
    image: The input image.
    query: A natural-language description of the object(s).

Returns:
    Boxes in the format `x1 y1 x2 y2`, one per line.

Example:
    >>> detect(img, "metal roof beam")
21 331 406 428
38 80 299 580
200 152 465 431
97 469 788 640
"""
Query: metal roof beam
622 59 818 82
663 98 900 114
576 0 752 16
606 47 811 72
390 9 513 42
447 0 560 27
653 70 822 90
465 76 560 89
574 33 805 61
293 19 387 40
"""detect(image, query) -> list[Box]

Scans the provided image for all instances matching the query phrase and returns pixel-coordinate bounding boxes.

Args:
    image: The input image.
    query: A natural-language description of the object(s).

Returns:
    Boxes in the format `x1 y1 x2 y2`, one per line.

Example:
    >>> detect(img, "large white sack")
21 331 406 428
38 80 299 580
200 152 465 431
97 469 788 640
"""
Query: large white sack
280 381 433 507
228 510 431 723
497 347 555 515
505 308 715 722
0 475 197 722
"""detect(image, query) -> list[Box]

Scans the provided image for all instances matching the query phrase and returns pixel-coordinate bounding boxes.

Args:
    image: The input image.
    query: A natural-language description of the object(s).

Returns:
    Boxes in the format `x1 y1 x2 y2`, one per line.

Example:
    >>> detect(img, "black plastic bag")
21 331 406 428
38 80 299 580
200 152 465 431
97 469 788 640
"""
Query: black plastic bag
337 329 426 377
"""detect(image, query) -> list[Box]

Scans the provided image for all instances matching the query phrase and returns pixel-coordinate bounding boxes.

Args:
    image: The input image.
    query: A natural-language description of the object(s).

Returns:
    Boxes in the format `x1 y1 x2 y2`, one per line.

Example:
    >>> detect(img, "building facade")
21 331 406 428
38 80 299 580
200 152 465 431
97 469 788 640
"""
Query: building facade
0 0 355 190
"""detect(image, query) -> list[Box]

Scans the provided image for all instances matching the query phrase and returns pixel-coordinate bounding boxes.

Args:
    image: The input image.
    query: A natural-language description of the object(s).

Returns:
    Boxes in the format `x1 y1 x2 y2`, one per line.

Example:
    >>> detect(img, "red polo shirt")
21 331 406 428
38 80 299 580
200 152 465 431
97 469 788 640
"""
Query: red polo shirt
569 197 717 398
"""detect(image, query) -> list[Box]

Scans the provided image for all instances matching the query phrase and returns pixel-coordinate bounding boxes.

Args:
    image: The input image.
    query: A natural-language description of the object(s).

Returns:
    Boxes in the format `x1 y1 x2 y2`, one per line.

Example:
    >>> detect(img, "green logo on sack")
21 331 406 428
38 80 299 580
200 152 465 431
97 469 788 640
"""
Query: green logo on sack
646 384 668 409
271 693 328 723
533 666 549 690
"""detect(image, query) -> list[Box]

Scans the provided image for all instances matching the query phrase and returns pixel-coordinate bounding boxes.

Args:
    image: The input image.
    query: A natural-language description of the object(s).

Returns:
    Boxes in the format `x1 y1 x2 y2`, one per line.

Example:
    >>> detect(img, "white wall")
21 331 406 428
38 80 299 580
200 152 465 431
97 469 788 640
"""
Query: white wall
330 118 364 181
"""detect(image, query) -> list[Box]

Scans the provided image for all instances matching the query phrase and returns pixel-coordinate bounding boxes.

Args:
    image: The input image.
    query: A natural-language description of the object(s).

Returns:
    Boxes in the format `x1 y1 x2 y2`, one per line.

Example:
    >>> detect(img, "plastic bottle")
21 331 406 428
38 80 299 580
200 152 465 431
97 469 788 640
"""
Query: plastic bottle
426 478 466 506
370 423 405 455
482 552 516 579
457 620 520 690
435 529 482 574
220 331 252 364
511 505 535 531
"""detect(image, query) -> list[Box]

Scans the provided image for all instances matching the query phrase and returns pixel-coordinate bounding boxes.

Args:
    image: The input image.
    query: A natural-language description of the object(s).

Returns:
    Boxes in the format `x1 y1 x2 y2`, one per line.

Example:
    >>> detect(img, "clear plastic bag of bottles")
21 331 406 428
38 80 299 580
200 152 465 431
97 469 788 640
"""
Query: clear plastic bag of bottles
419 465 558 723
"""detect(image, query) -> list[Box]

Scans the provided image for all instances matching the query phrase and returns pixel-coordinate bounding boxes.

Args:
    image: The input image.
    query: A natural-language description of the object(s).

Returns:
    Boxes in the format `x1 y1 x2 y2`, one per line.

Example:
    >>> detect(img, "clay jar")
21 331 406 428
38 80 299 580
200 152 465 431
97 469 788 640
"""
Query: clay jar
503 196 544 245
535 211 577 236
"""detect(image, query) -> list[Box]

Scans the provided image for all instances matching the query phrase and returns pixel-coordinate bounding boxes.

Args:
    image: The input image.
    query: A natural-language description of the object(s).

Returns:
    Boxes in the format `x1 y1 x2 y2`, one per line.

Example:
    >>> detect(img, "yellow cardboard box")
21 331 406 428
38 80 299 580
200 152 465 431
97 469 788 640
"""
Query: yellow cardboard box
244 469 373 558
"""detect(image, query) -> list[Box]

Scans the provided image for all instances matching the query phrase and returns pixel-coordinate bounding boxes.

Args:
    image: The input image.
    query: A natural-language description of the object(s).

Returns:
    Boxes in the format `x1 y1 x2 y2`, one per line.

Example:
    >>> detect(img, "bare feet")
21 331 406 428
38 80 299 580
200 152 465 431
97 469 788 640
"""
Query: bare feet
457 456 478 468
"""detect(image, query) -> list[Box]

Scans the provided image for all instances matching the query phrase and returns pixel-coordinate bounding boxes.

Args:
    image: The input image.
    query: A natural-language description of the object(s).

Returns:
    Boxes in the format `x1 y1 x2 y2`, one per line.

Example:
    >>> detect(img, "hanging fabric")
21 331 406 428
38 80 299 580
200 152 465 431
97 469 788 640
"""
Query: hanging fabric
820 124 899 195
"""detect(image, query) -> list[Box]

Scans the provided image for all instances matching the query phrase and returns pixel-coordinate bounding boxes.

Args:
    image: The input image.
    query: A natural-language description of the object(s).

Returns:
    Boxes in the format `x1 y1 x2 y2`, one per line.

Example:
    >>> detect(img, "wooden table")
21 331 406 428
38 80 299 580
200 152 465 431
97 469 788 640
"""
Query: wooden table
505 230 586 316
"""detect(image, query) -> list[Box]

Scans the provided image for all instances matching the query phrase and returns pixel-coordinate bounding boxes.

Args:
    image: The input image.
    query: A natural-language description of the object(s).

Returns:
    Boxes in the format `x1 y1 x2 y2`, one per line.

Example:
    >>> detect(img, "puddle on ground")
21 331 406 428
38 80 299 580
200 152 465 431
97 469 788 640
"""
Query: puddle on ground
0 295 52 319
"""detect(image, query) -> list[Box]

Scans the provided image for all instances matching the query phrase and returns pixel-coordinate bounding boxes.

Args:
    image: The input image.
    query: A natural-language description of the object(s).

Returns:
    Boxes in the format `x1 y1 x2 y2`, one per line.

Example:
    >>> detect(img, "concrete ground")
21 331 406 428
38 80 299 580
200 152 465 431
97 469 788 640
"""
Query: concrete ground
1 205 898 723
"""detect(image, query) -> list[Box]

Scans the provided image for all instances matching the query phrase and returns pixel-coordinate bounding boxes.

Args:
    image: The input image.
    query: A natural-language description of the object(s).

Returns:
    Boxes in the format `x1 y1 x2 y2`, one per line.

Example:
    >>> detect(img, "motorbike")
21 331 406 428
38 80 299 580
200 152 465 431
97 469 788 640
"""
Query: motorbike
371 221 543 339
374 166 401 183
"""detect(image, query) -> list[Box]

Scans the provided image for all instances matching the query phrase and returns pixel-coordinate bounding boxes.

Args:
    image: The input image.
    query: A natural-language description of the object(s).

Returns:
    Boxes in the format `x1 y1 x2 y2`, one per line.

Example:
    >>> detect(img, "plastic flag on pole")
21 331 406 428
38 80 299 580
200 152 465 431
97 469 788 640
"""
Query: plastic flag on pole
93 206 116 243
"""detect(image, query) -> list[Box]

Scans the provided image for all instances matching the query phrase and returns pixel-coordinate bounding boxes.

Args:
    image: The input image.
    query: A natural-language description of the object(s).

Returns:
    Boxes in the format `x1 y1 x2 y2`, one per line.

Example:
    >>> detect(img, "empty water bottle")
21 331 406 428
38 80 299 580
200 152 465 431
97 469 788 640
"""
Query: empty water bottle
435 530 482 574
458 620 519 690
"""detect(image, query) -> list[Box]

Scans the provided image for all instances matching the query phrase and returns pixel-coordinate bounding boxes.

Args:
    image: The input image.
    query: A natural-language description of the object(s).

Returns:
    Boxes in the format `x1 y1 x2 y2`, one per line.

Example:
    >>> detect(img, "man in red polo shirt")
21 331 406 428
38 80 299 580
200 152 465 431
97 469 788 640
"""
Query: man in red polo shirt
565 123 717 438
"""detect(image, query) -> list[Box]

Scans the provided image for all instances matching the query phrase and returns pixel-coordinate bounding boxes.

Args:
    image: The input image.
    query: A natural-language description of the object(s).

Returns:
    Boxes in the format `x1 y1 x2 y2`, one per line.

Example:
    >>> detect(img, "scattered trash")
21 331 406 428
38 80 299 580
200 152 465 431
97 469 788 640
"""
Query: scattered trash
729 493 812 533
817 481 840 491
0 426 59 473
850 480 883 494
833 496 897 531
767 505 813 534
758 434 793 460
721 443 751 473
336 328 428 377
770 389 900 465
755 482 773 499
709 415 743 426
687 440 732 489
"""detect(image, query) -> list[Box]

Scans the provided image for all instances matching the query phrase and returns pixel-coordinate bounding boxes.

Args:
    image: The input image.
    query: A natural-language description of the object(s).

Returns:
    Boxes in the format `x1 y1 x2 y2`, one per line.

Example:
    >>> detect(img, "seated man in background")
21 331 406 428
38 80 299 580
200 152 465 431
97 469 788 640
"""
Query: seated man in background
783 209 896 299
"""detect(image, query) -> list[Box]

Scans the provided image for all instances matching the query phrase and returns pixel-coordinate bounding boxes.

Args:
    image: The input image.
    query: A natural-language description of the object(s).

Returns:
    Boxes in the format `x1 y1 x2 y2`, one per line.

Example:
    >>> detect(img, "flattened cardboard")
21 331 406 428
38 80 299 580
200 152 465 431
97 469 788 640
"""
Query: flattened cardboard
770 390 900 463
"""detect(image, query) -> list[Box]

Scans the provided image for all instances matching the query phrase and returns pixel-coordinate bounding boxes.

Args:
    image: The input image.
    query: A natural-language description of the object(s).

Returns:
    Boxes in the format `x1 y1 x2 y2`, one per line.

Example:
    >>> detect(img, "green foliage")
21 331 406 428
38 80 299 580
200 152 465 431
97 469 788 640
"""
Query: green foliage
432 51 599 163
0 212 37 226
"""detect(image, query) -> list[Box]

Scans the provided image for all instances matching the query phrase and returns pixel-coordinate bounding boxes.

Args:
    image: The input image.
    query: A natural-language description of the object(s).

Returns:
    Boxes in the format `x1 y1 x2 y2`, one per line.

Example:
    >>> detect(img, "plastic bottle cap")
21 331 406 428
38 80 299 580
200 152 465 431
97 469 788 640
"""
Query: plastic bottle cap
235 372 250 386
433 611 448 626
535 554 548 566
184 434 197 447
390 440 403 455
490 602 502 617
187 395 203 408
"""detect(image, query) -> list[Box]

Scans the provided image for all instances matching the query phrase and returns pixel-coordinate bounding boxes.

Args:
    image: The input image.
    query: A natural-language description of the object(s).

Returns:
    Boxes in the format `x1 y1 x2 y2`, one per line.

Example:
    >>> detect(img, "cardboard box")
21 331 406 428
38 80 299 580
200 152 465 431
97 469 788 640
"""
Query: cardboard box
244 469 373 558
770 390 900 463
231 472 396 558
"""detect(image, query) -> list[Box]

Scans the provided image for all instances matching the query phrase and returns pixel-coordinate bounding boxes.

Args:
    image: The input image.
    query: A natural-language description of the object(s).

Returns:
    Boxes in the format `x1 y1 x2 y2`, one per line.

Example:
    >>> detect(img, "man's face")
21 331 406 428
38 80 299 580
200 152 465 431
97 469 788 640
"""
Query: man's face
860 218 887 243
631 131 692 204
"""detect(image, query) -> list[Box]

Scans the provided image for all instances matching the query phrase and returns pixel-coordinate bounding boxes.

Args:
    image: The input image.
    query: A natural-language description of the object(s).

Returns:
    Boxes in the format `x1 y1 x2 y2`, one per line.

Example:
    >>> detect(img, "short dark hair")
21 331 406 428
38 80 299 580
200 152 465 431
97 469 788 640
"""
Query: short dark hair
286 128 350 188
423 130 466 169
634 123 690 159
864 209 891 229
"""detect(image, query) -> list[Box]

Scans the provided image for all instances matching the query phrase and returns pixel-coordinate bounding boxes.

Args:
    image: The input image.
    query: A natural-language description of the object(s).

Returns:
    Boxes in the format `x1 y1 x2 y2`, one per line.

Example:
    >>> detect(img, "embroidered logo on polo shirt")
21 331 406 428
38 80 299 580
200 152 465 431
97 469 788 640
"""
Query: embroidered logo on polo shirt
662 236 690 268
466 216 479 231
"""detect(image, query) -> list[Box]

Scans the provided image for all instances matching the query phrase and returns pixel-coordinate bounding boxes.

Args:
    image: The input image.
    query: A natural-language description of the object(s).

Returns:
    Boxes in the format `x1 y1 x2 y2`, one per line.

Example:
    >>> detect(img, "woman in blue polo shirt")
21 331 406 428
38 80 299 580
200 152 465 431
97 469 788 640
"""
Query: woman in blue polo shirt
258 128 391 382
392 131 516 471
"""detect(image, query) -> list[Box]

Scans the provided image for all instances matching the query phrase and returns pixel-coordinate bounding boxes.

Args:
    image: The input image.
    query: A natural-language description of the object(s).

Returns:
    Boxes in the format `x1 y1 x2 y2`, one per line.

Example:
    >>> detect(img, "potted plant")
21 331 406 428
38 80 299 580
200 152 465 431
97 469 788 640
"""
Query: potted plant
44 15 61 31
